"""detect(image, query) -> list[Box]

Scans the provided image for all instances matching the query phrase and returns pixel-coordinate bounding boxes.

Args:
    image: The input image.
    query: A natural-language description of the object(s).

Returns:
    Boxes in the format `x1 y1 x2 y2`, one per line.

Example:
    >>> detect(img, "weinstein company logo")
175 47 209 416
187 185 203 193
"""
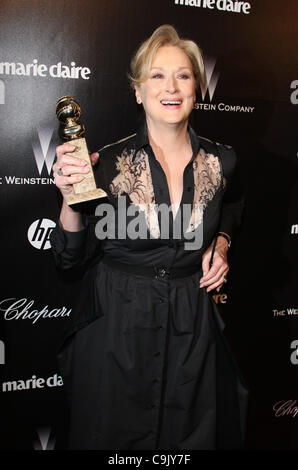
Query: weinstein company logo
0 298 72 325
273 400 298 418
174 0 251 14
1 128 57 186
33 428 56 451
196 57 254 113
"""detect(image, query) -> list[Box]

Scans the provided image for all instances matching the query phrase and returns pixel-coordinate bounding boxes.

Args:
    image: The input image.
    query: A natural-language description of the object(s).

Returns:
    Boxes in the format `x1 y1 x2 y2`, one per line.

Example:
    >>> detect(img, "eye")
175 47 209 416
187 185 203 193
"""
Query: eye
178 73 190 79
151 73 163 79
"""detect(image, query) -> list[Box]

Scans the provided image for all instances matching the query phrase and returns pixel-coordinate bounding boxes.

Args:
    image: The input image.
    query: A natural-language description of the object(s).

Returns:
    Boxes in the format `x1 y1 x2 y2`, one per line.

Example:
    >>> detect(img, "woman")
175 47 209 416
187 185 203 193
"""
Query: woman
51 25 248 450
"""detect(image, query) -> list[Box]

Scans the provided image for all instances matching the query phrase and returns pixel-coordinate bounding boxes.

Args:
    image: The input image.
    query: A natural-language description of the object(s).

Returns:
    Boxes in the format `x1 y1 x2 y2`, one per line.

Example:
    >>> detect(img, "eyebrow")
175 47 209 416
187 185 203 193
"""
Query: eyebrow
150 66 192 71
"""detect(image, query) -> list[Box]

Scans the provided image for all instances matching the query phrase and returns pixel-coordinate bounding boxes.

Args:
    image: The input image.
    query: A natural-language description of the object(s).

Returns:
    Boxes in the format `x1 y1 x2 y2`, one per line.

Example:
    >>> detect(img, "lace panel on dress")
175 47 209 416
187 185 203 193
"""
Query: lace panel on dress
109 148 160 238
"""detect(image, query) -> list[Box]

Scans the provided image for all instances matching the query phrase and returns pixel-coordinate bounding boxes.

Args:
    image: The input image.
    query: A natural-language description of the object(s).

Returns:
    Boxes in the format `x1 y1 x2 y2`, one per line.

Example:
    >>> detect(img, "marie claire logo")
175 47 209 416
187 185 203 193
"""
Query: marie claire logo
28 219 56 250
0 59 91 80
0 79 4 104
290 80 298 105
174 0 251 14
0 340 5 365
1 373 63 392
33 428 56 451
290 340 298 365
0 298 72 325
272 307 298 317
197 57 254 113
2 129 56 186
273 400 298 418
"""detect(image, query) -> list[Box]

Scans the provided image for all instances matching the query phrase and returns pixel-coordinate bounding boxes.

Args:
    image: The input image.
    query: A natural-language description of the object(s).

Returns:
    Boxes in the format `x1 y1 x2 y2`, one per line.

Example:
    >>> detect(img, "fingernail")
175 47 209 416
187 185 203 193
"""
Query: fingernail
80 160 87 165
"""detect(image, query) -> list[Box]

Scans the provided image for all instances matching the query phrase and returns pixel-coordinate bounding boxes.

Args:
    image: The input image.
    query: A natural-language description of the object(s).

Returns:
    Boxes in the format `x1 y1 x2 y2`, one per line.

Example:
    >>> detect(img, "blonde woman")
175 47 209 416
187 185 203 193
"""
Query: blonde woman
51 25 247 450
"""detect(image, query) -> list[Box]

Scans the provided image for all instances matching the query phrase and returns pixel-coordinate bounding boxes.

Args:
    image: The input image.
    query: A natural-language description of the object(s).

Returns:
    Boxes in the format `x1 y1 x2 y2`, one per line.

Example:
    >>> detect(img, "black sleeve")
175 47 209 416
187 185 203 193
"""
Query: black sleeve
50 151 108 270
50 214 102 270
217 144 245 239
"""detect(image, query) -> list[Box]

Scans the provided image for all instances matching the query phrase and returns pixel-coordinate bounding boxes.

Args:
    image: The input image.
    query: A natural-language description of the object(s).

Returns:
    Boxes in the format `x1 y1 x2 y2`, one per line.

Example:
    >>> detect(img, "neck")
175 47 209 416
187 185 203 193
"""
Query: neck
146 118 190 154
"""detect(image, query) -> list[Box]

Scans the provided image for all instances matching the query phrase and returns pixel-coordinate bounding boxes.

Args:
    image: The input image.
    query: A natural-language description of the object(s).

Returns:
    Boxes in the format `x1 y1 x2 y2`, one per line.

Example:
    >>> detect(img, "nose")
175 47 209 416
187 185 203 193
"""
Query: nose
166 75 177 94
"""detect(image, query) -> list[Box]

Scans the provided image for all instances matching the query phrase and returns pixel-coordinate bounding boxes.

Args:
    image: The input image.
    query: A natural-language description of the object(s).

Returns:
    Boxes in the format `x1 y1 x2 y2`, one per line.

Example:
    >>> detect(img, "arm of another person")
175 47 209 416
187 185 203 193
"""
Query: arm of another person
50 143 100 269
200 145 244 292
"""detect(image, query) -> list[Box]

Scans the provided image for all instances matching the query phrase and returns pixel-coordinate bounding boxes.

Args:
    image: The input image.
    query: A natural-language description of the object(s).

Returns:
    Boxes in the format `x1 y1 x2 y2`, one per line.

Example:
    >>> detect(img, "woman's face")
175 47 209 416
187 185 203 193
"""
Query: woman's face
135 45 196 129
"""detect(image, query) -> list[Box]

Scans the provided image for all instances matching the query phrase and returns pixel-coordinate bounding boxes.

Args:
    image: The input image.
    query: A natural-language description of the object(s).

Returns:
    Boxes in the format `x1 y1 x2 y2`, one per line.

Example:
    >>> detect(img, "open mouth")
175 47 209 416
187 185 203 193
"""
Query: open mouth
161 100 182 106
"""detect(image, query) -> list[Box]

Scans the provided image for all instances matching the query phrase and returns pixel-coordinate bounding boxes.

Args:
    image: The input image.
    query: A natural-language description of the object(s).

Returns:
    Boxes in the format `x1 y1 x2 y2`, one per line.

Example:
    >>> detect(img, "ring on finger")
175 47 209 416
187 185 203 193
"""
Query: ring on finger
57 168 63 176
222 274 228 283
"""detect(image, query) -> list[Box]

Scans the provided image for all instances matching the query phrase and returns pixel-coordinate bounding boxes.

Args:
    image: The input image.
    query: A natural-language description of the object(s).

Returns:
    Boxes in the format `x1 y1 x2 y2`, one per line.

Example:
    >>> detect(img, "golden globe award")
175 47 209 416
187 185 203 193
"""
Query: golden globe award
56 95 107 205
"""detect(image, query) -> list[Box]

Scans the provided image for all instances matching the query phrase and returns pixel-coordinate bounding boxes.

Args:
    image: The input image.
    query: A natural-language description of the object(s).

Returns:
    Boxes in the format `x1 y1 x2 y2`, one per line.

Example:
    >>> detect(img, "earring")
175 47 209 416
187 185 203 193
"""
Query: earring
137 98 142 104
193 103 199 109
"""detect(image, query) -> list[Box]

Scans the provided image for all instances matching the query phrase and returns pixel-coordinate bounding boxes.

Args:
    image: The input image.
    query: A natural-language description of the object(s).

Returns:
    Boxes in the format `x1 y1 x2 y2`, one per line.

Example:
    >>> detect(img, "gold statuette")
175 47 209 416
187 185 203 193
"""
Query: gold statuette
56 95 107 205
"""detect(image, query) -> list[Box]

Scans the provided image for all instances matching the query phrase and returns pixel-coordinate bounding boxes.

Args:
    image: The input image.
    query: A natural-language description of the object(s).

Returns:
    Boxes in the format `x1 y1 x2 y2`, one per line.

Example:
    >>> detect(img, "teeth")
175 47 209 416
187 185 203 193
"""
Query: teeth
161 100 182 105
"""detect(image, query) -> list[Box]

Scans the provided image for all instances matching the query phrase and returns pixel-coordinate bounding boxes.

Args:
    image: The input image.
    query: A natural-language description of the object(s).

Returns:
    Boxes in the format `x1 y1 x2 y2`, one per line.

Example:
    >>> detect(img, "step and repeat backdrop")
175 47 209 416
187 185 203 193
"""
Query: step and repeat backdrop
0 0 297 450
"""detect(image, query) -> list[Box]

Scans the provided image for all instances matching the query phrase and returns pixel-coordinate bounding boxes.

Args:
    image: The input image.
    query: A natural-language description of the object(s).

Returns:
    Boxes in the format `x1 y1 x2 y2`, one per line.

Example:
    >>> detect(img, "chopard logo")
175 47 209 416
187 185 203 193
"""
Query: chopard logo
0 298 72 324
273 400 298 418
0 59 91 79
174 0 252 14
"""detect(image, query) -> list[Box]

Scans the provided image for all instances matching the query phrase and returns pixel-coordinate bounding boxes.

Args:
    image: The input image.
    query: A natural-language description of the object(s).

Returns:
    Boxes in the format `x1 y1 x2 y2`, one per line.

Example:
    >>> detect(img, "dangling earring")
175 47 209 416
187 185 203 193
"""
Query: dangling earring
193 102 199 109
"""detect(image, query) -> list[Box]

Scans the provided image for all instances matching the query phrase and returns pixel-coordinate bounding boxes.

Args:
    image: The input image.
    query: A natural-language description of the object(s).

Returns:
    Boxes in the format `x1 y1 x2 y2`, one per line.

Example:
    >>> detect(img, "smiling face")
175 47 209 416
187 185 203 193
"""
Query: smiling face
135 45 196 129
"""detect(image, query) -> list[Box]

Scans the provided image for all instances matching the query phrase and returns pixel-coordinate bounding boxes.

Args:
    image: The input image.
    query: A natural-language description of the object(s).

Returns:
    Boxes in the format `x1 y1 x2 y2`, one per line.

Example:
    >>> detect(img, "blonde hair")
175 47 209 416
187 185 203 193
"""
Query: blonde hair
129 24 205 92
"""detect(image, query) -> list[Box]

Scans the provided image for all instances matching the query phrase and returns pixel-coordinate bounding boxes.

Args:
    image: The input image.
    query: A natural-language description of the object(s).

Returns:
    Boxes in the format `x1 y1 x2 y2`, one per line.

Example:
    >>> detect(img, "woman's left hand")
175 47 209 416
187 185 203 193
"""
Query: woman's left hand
200 237 229 292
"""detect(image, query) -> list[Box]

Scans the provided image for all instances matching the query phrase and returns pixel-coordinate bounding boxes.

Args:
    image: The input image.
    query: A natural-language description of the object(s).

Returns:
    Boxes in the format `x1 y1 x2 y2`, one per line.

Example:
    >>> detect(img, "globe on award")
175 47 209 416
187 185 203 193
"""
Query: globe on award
56 95 107 205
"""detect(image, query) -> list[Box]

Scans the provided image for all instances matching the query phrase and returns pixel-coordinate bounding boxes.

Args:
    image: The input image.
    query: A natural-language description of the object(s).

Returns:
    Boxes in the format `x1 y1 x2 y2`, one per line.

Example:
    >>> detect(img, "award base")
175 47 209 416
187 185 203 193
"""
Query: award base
65 137 107 206
67 188 107 205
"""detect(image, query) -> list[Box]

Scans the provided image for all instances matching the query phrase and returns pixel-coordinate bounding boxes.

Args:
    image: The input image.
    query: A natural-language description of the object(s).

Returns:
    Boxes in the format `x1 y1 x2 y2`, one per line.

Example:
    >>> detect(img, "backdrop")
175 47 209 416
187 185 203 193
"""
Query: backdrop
0 0 297 451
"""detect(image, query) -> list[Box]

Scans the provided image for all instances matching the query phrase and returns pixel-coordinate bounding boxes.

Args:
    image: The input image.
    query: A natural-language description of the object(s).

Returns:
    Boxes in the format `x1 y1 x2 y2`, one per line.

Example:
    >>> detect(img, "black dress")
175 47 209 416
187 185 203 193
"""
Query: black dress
50 121 248 450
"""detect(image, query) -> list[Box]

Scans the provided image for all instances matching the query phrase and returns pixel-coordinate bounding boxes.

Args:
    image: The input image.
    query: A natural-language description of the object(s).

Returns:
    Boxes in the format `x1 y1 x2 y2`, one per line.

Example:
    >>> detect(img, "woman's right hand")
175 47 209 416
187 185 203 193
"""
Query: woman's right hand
53 143 99 201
